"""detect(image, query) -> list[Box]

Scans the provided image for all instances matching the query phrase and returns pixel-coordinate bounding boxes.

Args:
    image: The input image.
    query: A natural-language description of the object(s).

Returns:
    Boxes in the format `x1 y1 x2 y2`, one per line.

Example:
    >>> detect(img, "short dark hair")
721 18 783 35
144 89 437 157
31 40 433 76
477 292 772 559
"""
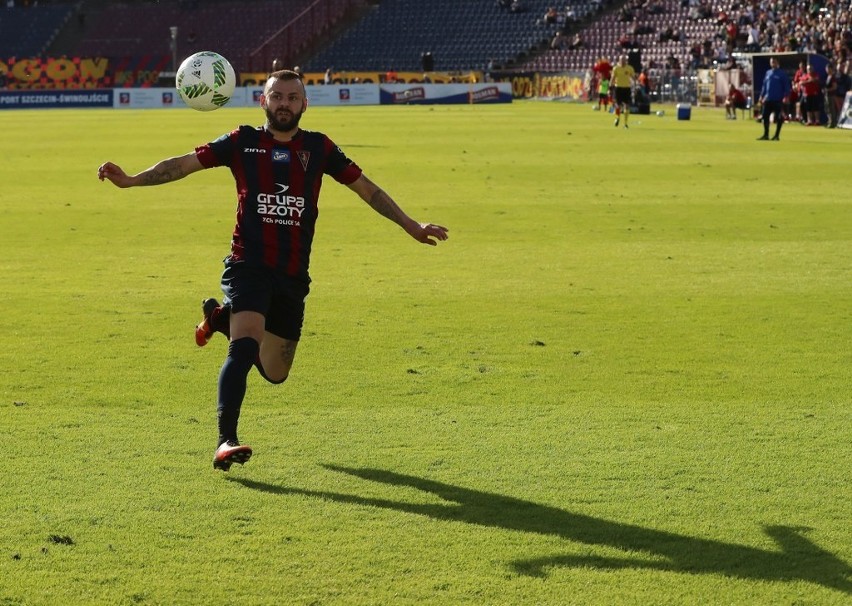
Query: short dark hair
268 69 302 81
265 69 305 94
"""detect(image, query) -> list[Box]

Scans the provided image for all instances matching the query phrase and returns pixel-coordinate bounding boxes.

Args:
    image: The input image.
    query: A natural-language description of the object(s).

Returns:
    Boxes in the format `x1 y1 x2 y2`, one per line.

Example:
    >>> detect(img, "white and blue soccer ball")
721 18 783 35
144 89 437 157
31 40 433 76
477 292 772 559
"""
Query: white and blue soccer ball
176 51 236 111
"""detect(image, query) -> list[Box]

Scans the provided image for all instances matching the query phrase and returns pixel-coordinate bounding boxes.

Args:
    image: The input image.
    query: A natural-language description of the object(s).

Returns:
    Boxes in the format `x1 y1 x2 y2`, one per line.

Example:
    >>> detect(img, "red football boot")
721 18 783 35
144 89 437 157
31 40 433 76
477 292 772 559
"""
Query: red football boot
213 440 253 472
195 298 230 347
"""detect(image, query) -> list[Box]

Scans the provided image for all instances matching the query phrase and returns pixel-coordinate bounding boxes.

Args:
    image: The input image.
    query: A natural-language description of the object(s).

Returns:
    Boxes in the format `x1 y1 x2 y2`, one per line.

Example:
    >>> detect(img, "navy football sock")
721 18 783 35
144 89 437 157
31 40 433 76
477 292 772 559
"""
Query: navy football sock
217 337 259 445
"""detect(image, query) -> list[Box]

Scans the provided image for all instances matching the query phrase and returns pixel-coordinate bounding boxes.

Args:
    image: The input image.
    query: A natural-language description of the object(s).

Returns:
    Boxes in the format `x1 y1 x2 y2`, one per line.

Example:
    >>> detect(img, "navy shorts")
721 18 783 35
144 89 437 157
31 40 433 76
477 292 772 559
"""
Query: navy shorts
220 263 310 341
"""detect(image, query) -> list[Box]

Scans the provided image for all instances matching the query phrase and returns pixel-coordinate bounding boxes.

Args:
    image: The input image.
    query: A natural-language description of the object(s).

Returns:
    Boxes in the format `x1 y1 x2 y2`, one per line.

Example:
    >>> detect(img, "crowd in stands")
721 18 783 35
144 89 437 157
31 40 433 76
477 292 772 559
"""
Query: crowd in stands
526 0 851 77
617 0 850 69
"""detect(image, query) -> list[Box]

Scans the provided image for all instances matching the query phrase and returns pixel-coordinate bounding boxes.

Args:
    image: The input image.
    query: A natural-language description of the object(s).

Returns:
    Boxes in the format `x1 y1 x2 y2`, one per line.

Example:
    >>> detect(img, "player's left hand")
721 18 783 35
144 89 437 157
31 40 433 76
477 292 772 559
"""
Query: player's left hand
410 222 449 246
97 161 132 188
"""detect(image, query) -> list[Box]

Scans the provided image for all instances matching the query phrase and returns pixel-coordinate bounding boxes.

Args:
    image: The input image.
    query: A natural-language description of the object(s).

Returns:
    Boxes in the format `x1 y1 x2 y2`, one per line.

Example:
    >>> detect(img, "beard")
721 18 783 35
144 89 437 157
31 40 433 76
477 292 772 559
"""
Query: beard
265 105 303 132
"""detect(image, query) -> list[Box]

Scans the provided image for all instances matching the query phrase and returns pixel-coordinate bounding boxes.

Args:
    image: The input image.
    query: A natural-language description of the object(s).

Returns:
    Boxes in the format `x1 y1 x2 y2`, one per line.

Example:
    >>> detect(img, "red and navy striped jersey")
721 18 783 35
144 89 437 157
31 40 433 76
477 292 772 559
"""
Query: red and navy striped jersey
195 126 362 282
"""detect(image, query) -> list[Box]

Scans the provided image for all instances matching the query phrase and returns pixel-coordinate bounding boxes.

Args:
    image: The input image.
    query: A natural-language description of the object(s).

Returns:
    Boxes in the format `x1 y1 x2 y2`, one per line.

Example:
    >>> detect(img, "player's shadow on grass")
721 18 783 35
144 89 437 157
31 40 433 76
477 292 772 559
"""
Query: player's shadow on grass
229 466 851 594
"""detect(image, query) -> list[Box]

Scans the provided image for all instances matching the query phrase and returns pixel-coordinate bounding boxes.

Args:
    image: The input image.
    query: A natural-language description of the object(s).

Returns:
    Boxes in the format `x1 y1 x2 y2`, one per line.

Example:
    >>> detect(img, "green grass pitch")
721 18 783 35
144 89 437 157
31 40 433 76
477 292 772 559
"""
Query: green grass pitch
1 101 850 605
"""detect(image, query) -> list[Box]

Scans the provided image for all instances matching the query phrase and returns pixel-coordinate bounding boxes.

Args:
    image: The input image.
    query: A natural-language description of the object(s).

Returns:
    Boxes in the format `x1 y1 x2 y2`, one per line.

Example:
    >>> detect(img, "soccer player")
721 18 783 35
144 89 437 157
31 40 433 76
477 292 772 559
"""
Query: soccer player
611 55 636 128
97 70 449 471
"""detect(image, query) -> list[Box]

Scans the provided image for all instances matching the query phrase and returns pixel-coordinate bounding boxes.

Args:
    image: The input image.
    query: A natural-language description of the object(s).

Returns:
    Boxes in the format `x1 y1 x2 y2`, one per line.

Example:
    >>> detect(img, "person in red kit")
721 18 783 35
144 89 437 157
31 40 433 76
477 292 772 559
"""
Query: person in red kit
592 56 613 109
98 70 449 471
792 61 808 122
725 84 747 119
800 65 822 126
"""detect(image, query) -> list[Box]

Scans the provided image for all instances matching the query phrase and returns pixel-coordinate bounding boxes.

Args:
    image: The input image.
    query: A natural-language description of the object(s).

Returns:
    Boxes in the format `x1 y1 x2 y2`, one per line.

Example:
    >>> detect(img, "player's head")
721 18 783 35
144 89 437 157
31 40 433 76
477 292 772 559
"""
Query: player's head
770 57 780 69
620 54 628 65
262 69 308 132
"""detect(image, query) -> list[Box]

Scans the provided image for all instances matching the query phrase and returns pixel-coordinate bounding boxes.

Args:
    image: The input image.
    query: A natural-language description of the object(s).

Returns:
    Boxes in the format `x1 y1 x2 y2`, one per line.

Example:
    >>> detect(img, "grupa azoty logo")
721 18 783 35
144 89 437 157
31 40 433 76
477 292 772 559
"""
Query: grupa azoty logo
256 183 306 225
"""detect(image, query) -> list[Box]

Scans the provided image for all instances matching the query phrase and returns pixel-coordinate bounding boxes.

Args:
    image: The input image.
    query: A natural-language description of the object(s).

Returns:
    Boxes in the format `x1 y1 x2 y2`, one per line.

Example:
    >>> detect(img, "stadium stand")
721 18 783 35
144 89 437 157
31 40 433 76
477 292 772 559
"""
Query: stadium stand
69 0 360 73
0 3 74 57
302 0 608 73
5 0 848 101
521 0 705 72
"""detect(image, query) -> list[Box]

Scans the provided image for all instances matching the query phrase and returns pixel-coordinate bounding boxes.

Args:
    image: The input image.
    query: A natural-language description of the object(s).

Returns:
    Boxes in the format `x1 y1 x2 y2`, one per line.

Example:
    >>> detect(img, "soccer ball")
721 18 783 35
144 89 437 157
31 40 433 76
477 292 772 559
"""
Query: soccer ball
176 51 236 111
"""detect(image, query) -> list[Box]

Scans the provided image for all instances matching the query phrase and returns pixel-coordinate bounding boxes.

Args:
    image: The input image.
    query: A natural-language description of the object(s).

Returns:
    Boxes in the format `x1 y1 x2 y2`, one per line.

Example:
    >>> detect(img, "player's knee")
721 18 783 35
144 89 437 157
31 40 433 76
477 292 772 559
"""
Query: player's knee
262 371 289 385
227 337 260 371
255 362 289 384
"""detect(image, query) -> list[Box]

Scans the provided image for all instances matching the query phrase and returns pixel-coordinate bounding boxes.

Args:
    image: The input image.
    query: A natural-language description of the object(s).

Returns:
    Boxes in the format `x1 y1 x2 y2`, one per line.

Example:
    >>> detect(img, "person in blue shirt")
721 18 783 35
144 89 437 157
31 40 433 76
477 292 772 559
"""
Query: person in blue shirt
758 56 792 141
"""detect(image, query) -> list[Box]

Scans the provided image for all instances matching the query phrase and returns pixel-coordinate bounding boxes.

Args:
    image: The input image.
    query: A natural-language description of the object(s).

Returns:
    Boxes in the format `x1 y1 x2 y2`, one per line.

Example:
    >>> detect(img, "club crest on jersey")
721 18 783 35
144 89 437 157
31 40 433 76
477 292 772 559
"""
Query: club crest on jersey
296 151 310 171
272 149 290 163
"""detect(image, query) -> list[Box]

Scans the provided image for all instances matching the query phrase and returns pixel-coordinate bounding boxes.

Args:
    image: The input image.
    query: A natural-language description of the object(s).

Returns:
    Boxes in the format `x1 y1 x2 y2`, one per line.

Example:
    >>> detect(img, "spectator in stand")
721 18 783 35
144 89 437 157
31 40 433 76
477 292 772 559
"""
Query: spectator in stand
564 5 577 25
665 54 681 70
714 39 729 64
824 62 839 128
758 56 792 141
550 31 567 50
688 43 702 68
701 39 714 65
648 0 665 15
746 23 761 52
543 6 557 24
569 33 584 50
688 4 701 21
510 0 525 13
800 64 823 125
725 84 747 119
721 55 738 70
726 19 739 53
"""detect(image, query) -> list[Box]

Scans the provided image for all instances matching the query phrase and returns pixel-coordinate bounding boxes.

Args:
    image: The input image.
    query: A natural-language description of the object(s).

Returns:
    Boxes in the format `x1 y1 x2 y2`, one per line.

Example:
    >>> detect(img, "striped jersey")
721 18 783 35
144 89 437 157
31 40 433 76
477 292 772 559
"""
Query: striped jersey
196 126 362 282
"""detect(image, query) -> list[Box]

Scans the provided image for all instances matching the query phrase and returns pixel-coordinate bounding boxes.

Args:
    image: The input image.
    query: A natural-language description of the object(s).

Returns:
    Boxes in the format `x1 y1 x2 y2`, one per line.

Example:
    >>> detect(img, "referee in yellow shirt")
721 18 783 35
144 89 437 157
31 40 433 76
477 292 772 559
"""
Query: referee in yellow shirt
611 55 636 128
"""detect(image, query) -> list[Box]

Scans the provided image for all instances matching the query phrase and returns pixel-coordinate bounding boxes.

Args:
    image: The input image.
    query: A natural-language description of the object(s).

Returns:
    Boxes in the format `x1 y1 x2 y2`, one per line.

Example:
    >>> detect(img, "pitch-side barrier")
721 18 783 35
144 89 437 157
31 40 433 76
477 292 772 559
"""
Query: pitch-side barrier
0 83 511 110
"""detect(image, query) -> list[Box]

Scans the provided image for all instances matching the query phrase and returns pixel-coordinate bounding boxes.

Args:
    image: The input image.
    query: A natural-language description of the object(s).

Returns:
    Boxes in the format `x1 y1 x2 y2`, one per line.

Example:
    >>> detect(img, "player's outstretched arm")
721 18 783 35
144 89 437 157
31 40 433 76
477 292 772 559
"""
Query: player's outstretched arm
347 174 449 246
97 152 204 188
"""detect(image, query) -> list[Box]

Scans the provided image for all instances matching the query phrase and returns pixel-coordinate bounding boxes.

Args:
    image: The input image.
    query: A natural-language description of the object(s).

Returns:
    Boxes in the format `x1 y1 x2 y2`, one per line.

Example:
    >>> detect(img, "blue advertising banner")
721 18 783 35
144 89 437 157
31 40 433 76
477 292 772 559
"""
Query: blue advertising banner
0 89 113 109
